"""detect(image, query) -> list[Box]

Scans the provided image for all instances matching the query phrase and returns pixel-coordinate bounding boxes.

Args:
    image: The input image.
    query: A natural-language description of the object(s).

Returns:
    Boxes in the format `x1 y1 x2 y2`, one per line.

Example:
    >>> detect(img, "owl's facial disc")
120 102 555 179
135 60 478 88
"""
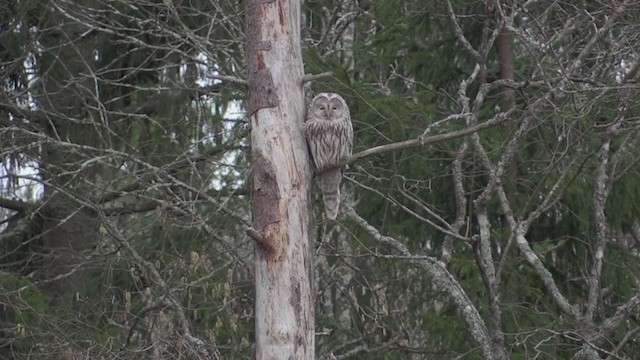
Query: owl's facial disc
323 106 330 119
328 99 342 120
315 98 330 120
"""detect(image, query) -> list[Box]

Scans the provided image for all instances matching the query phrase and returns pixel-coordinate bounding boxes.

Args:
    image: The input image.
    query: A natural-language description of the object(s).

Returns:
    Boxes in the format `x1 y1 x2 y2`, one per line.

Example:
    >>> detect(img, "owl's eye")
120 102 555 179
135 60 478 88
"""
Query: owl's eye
332 106 337 110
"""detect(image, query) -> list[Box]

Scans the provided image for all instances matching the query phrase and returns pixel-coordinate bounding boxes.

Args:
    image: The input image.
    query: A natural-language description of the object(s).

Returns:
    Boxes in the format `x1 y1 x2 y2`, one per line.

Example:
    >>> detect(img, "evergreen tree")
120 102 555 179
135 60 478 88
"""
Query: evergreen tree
1 0 639 358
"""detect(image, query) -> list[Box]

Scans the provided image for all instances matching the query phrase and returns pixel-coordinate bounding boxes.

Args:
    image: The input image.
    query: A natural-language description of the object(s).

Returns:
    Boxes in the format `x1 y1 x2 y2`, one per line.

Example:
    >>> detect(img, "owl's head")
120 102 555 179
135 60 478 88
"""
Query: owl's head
311 93 348 121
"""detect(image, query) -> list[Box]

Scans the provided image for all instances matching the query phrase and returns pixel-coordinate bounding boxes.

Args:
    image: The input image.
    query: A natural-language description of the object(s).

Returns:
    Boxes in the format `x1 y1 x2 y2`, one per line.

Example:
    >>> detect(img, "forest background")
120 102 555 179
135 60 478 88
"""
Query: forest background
1 0 640 359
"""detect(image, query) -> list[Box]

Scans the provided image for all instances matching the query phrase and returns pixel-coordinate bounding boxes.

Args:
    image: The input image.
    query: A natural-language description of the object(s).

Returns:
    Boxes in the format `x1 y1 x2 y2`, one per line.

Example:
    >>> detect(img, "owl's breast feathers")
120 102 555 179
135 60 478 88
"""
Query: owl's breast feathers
304 117 352 171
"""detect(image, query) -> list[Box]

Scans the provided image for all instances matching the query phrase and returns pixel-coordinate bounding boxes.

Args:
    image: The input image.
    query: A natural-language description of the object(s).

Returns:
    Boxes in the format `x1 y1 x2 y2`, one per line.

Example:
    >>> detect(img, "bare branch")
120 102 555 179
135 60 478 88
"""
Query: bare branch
347 114 508 166
303 72 333 83
344 205 494 359
206 73 247 85
0 197 33 212
348 177 471 242
444 0 482 63
586 134 613 321
246 227 265 244
516 229 580 317
598 289 640 341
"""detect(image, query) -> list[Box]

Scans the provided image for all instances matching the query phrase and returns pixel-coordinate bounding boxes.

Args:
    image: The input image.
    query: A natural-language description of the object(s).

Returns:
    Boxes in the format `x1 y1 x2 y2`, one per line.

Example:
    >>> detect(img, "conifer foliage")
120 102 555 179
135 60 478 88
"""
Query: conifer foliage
1 0 640 359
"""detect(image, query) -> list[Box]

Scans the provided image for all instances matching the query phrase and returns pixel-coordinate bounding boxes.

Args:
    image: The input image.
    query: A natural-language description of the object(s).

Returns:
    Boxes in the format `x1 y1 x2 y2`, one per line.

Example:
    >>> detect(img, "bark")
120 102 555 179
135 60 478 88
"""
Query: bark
497 24 515 109
246 0 315 359
31 4 104 296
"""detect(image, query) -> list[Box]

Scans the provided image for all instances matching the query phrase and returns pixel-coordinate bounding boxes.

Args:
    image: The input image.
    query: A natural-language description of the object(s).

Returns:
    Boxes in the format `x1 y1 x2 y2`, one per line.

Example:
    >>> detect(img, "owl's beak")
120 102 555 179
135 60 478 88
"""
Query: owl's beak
324 109 330 118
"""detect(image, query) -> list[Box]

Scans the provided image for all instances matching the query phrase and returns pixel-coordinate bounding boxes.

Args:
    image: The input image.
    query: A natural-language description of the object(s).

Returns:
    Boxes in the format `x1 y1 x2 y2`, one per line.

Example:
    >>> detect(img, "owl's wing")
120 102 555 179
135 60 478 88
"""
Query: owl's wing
303 119 321 172
347 117 354 156
344 114 354 157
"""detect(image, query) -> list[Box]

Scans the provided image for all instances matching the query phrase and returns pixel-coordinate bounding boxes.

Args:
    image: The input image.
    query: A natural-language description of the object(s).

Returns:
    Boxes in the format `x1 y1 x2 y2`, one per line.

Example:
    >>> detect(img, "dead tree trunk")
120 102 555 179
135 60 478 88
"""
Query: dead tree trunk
245 0 315 359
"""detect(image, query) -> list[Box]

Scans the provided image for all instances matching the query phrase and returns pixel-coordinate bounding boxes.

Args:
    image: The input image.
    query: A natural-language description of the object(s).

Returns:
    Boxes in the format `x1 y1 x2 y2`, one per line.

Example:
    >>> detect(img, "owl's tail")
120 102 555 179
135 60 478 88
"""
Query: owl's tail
319 168 342 220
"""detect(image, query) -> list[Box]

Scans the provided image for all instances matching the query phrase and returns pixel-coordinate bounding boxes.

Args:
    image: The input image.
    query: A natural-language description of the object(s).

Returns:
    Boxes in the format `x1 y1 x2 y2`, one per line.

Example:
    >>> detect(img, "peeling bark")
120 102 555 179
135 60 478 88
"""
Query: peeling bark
246 0 315 358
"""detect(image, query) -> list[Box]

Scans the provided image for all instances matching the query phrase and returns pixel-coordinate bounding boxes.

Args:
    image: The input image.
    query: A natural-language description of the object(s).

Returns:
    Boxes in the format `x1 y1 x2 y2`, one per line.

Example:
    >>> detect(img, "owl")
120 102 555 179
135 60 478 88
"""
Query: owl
304 93 353 219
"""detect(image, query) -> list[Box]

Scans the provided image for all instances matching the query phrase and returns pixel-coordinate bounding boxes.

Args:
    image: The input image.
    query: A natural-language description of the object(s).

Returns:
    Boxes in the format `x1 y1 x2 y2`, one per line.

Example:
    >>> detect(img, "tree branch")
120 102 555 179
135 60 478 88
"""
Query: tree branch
597 289 640 342
515 229 579 317
101 218 215 359
0 197 33 212
346 114 507 166
344 205 494 359
302 71 333 83
206 73 247 85
586 134 613 321
246 227 265 244
444 0 482 63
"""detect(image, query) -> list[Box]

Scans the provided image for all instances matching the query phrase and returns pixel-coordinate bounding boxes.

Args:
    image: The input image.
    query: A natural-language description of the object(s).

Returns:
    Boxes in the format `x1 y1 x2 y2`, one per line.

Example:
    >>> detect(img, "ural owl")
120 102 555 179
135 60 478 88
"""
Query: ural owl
304 93 353 219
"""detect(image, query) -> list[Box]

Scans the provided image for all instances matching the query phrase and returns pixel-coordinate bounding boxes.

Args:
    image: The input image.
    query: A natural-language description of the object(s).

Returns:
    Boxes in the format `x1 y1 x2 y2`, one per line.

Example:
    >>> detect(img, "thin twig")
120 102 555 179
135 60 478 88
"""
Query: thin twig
303 71 333 83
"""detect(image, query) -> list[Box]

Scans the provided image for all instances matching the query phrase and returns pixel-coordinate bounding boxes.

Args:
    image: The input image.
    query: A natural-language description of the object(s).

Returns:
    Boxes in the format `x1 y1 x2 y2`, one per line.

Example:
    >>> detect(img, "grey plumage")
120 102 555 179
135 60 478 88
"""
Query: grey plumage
304 93 353 219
